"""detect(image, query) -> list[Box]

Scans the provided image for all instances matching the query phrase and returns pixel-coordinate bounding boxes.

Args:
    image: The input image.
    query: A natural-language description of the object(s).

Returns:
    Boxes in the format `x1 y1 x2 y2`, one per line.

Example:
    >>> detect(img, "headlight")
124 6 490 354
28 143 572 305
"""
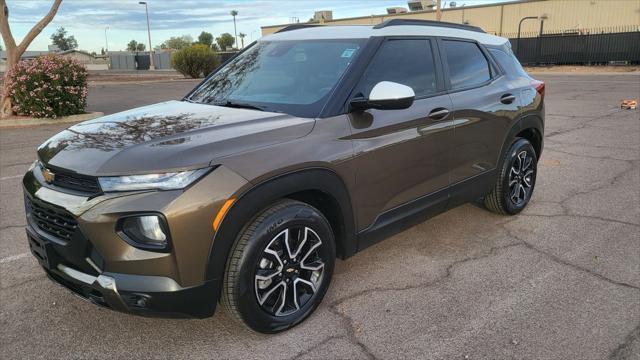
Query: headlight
98 168 210 192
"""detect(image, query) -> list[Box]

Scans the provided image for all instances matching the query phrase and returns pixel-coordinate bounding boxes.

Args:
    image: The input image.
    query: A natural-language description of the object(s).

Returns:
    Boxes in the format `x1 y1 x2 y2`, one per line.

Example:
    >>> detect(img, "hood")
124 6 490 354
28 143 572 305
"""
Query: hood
38 100 314 176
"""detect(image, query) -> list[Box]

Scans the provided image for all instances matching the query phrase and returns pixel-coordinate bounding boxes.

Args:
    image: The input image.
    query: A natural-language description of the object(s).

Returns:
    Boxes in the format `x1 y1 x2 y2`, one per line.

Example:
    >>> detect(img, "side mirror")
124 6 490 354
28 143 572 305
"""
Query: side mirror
350 81 415 111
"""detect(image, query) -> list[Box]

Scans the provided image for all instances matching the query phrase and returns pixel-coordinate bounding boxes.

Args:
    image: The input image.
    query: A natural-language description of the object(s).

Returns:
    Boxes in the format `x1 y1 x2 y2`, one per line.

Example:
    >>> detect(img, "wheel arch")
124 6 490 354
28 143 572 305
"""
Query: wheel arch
499 114 544 163
205 167 357 293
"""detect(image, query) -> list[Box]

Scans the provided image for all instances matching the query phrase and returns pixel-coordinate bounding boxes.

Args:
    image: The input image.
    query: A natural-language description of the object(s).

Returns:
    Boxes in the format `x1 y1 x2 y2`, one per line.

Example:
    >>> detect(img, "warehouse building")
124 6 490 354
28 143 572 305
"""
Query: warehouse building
261 0 640 37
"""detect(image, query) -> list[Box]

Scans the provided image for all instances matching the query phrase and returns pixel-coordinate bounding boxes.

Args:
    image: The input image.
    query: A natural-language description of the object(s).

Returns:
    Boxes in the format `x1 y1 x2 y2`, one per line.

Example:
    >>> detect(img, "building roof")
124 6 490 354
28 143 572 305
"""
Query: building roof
58 49 95 57
0 50 51 59
261 24 508 46
262 0 536 31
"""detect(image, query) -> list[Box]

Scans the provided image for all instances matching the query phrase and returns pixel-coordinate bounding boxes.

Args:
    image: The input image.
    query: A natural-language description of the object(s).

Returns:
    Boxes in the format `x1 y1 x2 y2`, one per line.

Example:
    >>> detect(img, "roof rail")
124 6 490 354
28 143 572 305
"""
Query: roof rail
373 19 485 33
275 24 323 33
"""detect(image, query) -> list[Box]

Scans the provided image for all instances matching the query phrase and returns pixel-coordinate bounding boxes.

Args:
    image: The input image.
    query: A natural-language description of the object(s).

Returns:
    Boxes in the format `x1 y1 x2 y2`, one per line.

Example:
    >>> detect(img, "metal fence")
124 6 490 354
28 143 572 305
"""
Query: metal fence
507 26 640 66
109 51 236 70
109 52 172 70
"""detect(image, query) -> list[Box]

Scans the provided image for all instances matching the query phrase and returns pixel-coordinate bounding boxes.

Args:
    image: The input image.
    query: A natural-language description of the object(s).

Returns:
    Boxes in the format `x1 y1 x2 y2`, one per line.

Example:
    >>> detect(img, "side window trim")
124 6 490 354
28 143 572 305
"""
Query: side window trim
437 37 500 94
352 36 447 102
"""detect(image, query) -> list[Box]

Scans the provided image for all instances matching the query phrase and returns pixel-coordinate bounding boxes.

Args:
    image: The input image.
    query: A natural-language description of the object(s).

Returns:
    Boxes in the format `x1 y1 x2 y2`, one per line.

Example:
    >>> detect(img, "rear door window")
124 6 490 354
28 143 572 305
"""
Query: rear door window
358 39 438 98
442 40 491 90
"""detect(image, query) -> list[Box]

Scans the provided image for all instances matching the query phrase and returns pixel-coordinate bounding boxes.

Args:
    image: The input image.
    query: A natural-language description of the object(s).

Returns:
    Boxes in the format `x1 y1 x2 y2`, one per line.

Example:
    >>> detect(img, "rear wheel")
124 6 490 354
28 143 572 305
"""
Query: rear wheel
221 199 335 333
484 138 537 215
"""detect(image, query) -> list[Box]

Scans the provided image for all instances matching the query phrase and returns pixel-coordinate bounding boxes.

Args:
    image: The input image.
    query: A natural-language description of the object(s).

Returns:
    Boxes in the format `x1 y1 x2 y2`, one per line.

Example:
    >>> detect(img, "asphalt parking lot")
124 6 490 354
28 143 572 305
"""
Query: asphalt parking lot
1 74 638 359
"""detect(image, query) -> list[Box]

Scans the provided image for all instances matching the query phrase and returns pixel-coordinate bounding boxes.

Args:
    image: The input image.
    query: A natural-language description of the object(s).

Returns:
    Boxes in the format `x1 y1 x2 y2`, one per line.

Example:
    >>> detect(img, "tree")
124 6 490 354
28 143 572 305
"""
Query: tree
0 0 63 117
136 42 145 52
216 33 234 51
50 26 77 51
127 40 139 52
230 10 238 48
197 31 213 47
100 47 105 55
162 35 192 50
238 32 246 48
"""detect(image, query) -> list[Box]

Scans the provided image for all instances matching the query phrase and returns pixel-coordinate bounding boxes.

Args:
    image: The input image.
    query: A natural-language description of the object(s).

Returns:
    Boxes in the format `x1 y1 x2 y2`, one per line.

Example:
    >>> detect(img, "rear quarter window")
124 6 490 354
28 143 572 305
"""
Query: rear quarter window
489 48 530 78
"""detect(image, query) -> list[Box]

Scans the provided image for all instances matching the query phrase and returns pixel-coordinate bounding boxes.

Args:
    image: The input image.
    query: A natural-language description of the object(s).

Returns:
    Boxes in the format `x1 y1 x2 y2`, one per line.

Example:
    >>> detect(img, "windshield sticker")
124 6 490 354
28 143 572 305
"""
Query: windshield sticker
341 48 356 58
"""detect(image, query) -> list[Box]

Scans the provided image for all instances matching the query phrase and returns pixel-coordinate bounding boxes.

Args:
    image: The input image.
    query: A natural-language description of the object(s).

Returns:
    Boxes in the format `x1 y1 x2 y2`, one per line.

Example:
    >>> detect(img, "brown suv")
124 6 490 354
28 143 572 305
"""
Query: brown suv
23 20 544 333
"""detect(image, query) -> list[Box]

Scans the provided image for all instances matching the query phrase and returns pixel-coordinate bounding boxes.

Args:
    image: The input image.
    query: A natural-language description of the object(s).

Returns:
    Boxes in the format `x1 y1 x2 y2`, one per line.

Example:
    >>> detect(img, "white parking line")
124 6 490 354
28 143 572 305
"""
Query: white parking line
0 252 30 264
0 174 23 181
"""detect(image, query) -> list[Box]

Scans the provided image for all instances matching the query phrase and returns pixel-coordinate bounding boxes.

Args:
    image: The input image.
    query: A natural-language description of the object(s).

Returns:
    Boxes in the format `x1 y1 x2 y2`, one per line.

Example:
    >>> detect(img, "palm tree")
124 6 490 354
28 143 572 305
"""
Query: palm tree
230 10 238 49
238 32 246 48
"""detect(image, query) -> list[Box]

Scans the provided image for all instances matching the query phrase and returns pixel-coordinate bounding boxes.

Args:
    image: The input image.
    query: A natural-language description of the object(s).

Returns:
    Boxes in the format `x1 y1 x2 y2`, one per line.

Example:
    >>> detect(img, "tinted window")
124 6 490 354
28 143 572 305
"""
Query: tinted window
188 39 365 118
358 39 437 98
489 48 529 78
443 40 491 89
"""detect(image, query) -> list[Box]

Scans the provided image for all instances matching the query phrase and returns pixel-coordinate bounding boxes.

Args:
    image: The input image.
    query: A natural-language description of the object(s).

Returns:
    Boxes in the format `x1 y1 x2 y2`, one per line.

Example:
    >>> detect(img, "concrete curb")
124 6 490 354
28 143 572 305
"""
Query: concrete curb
87 78 199 86
527 71 640 76
0 111 104 128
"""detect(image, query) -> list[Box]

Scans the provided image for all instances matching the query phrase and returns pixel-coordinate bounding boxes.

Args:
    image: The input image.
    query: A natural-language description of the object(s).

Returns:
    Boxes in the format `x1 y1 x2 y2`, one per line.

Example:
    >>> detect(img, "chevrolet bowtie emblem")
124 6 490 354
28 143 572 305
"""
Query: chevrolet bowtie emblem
42 168 55 183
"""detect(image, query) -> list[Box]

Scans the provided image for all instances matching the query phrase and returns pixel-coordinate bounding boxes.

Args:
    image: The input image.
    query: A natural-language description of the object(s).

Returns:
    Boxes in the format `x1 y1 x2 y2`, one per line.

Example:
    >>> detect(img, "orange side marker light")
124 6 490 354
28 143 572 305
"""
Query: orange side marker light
213 198 236 231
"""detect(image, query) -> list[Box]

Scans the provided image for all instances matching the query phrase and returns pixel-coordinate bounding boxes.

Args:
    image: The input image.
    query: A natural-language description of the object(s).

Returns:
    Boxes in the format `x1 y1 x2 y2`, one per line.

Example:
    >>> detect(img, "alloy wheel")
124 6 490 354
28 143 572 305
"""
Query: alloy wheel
254 226 325 316
508 150 534 205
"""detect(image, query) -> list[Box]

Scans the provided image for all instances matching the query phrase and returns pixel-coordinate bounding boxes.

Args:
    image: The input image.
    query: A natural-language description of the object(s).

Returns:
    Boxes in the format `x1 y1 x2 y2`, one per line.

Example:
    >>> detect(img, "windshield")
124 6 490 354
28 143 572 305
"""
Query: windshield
187 39 364 118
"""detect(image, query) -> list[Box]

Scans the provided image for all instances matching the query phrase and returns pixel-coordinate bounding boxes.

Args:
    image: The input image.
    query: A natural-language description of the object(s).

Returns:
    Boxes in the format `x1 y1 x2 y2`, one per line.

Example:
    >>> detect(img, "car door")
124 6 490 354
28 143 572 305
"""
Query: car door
346 38 455 232
439 38 521 204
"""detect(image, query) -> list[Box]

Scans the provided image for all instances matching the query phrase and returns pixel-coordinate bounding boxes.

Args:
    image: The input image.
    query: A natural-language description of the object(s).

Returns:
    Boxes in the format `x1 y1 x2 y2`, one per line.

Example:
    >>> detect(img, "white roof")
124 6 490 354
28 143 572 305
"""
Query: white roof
262 25 508 46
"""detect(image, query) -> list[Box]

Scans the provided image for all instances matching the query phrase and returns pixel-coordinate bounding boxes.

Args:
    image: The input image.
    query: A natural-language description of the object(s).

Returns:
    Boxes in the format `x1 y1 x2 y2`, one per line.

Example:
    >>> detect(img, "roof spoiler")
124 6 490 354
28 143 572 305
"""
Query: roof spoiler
373 19 485 33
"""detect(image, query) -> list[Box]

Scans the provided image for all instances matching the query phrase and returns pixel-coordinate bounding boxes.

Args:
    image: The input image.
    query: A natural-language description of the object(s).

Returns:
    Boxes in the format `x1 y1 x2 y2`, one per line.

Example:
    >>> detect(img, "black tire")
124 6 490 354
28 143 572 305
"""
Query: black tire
484 138 538 215
221 199 335 333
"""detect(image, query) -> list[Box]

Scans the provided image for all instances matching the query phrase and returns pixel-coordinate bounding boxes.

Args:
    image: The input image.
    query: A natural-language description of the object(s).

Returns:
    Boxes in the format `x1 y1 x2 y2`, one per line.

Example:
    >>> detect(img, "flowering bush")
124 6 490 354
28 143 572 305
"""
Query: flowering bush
4 55 88 118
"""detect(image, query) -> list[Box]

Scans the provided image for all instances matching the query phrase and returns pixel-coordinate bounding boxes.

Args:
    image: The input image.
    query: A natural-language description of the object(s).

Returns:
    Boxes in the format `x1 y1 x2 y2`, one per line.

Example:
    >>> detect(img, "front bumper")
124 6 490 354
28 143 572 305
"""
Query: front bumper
23 164 249 318
28 221 217 318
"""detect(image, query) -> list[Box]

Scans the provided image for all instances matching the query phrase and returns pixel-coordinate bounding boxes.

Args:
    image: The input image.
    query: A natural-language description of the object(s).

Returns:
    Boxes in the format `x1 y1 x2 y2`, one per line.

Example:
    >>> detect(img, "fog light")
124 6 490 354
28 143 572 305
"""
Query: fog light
120 214 170 251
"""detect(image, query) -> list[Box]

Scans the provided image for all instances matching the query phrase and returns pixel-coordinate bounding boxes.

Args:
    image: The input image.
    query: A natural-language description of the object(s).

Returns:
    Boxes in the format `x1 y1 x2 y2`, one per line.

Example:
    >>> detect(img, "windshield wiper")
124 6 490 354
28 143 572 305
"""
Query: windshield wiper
211 100 266 112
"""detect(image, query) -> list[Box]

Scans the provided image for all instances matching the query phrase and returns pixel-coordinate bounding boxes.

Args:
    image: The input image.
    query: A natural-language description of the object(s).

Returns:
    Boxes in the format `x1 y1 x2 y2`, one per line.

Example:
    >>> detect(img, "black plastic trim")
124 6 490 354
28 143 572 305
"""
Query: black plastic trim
205 168 357 288
357 169 498 252
357 187 448 251
498 114 545 162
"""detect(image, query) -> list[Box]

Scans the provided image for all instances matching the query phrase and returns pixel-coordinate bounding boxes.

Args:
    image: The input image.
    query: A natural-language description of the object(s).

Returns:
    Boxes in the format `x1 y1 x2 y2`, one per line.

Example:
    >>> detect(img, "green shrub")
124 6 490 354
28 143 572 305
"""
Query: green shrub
5 55 88 118
171 44 220 78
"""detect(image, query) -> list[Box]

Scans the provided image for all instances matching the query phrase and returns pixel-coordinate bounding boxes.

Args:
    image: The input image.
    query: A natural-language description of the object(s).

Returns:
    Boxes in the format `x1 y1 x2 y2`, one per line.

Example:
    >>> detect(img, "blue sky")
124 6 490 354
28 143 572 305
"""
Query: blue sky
2 0 507 52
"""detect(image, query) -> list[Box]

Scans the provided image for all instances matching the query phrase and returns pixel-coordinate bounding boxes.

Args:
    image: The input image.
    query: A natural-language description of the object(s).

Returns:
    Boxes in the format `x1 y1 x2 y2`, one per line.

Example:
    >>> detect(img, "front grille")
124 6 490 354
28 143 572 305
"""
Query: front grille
51 170 101 195
26 196 78 241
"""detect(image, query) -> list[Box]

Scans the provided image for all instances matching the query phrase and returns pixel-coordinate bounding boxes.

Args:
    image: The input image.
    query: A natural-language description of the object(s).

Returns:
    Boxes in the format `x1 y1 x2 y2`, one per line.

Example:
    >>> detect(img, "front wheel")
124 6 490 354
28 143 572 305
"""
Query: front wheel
484 138 538 215
221 199 335 333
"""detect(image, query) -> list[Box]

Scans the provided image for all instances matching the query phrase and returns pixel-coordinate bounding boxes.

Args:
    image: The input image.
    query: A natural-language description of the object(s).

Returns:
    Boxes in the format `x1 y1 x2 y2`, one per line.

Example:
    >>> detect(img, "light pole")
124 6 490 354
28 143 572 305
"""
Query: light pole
516 16 539 58
104 26 109 53
230 10 238 49
139 1 155 70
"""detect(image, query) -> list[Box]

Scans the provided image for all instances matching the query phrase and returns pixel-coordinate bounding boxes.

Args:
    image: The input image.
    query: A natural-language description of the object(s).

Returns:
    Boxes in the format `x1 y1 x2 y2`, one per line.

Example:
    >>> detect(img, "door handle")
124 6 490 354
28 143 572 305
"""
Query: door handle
427 108 450 121
500 94 516 104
